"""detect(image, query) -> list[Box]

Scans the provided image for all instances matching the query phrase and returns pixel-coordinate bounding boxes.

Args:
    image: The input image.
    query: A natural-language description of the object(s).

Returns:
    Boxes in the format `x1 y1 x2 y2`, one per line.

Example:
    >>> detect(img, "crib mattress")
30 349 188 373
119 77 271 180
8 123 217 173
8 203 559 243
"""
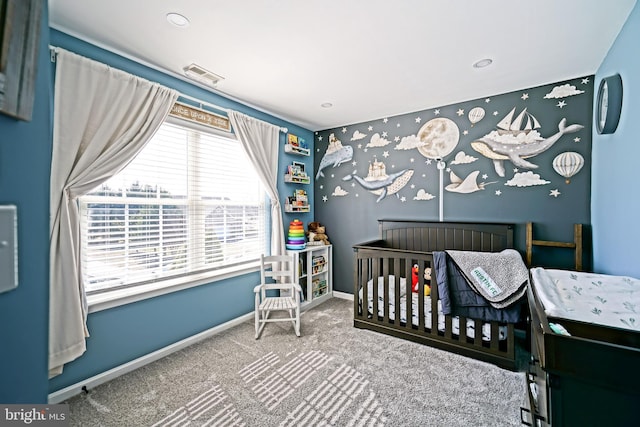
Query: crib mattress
361 276 507 341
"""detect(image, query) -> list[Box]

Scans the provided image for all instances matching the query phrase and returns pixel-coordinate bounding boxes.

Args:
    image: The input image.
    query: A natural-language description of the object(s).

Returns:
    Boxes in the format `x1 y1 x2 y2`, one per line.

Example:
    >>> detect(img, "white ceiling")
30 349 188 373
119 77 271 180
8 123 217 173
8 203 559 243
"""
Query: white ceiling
48 0 636 131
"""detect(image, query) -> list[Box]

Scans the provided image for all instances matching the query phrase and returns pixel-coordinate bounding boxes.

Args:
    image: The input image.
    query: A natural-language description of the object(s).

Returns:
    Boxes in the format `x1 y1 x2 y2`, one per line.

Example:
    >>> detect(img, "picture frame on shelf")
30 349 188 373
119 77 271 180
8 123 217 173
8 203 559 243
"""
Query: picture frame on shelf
292 161 305 174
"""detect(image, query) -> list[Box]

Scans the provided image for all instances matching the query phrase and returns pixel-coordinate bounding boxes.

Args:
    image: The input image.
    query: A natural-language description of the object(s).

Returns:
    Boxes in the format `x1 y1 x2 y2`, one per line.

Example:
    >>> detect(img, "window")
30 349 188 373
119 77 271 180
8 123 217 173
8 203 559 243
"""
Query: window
79 119 267 295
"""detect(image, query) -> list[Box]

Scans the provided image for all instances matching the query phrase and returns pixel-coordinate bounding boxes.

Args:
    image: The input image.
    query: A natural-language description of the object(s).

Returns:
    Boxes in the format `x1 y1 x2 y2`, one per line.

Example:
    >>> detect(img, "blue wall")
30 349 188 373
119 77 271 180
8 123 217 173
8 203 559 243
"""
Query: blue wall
0 4 51 403
592 2 640 277
45 30 314 393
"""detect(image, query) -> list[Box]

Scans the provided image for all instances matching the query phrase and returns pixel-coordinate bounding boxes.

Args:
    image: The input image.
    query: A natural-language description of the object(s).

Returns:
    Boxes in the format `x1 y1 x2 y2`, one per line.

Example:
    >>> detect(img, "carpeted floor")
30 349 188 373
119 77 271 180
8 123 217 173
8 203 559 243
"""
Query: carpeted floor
65 298 527 426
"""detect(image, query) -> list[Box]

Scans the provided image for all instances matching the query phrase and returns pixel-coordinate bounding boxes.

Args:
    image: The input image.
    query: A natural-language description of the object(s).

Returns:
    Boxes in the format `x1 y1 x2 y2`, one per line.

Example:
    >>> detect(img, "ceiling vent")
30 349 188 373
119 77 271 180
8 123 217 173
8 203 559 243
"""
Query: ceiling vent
183 63 224 88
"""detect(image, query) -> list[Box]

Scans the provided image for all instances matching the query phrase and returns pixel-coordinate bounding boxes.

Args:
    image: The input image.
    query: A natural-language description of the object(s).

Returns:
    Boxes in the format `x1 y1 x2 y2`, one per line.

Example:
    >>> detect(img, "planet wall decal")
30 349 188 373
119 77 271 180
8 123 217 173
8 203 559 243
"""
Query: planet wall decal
416 117 460 160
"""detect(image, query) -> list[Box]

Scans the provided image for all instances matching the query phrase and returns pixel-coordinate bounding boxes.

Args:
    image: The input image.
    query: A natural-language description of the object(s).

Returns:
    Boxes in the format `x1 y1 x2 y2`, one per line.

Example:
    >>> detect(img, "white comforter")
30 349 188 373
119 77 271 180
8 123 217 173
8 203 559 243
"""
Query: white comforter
531 267 640 331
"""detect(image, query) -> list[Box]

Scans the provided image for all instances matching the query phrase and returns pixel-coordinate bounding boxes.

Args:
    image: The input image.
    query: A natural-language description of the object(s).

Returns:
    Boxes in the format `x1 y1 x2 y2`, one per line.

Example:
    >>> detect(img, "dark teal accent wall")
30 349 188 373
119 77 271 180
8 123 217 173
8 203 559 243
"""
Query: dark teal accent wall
592 2 640 277
314 78 594 293
45 31 313 393
0 2 51 403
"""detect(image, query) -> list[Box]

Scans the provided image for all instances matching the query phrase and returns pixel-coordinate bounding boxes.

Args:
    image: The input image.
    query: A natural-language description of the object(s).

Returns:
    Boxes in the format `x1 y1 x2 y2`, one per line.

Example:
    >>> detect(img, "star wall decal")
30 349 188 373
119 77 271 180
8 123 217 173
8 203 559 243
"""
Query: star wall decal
456 109 464 116
342 127 347 133
368 125 373 131
322 195 328 202
396 123 401 127
425 159 432 165
383 118 389 123
318 135 323 141
574 137 581 143
320 184 324 189
352 160 357 166
521 93 529 100
357 143 363 149
513 168 519 173
415 117 422 123
463 130 469 135
382 131 388 137
482 174 488 179
410 158 415 163
550 189 561 197
383 151 390 158
394 136 400 142
434 109 440 115
401 196 407 202
582 78 590 84
495 190 502 196
557 100 567 108
493 111 499 116
485 98 491 103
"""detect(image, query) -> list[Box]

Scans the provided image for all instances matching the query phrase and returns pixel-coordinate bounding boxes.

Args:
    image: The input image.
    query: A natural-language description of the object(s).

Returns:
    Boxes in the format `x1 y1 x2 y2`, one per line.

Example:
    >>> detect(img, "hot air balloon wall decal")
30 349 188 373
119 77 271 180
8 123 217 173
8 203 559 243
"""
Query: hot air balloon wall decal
552 151 584 184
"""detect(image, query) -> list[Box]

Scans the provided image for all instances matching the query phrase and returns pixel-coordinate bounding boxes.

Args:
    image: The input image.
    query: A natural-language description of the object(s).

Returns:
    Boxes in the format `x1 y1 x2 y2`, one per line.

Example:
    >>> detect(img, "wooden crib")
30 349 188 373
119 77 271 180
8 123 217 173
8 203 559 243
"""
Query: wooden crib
353 220 522 370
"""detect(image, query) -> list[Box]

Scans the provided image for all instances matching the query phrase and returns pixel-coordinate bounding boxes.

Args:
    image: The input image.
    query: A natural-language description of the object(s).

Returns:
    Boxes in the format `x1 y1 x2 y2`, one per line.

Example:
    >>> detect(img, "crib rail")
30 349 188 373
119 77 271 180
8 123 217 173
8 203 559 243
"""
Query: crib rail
353 245 516 370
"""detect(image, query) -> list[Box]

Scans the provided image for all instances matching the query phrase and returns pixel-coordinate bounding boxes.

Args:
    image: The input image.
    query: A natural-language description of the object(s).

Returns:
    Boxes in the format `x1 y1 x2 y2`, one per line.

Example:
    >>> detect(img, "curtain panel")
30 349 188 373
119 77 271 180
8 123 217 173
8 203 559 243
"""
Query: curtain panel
49 48 178 377
228 111 285 256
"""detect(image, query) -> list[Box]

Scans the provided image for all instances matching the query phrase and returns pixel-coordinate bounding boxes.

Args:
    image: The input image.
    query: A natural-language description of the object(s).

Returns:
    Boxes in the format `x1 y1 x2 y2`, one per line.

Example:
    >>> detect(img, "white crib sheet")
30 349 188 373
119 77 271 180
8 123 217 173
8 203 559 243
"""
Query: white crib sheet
531 267 640 331
360 276 507 341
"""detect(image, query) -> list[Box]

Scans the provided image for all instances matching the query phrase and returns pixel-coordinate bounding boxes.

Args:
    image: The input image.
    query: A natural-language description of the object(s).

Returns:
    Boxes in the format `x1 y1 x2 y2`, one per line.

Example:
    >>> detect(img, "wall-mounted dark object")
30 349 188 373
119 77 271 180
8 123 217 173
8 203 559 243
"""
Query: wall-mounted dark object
595 74 623 135
0 0 42 121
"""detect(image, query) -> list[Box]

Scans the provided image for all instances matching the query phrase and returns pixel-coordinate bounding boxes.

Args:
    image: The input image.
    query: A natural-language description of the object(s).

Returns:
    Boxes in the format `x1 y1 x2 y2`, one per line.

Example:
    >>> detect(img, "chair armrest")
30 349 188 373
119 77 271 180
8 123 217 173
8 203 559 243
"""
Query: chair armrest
294 283 303 294
253 284 263 293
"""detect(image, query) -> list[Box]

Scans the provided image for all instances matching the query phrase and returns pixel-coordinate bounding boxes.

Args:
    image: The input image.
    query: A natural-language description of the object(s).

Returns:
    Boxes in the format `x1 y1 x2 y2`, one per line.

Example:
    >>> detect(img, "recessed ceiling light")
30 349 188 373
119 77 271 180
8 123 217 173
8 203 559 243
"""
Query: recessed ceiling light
321 102 333 108
473 58 493 69
166 12 190 28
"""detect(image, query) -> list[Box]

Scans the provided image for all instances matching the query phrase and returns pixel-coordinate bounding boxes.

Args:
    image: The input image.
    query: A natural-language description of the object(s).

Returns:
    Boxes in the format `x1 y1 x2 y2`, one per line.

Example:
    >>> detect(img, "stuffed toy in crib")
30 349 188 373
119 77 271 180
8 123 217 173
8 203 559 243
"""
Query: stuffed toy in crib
412 264 432 296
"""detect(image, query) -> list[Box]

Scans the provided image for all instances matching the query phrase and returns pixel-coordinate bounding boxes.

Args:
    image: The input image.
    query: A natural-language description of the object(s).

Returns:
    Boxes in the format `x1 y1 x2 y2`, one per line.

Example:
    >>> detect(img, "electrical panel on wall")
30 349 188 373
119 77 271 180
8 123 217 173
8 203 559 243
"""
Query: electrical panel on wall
0 205 18 294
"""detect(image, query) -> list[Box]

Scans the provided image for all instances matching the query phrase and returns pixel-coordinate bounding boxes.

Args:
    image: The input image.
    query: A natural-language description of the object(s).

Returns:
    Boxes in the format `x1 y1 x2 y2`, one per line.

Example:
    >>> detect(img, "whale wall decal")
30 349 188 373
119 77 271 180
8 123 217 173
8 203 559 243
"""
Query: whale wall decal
343 168 414 202
315 132 354 179
471 117 584 177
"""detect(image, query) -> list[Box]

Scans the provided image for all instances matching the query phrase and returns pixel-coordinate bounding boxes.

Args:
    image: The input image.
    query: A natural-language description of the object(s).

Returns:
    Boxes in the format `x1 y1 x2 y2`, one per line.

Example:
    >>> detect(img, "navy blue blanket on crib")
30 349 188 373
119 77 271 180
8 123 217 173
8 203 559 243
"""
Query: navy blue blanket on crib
433 251 522 323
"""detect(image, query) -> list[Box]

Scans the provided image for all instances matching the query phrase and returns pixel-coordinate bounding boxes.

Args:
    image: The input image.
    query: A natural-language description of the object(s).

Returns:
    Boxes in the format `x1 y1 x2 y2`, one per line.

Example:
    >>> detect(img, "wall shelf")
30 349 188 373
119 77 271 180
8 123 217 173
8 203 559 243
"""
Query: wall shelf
284 174 310 184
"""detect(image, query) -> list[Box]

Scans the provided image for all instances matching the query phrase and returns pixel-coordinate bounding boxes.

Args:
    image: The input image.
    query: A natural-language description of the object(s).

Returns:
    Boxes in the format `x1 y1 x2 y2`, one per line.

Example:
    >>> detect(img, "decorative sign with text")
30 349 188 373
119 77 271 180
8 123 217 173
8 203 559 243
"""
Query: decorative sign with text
169 102 231 132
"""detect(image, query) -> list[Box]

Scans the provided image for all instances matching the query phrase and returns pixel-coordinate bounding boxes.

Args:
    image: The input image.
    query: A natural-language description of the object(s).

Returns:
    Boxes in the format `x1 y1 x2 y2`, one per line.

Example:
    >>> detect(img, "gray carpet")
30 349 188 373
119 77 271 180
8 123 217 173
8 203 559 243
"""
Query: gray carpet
65 298 527 426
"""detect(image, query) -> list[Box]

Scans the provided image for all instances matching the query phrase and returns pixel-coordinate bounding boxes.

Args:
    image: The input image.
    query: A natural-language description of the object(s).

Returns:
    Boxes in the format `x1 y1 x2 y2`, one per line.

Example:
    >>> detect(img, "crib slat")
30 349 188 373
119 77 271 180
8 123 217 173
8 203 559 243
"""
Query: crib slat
372 257 379 321
490 321 499 350
405 257 413 330
393 257 400 323
382 257 389 322
474 318 482 345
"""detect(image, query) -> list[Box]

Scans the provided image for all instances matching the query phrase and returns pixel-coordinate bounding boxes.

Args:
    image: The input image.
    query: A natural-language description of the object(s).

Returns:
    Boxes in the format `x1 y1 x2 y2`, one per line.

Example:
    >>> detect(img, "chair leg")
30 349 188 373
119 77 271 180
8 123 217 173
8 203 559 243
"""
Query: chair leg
255 310 260 339
295 306 300 337
254 295 260 339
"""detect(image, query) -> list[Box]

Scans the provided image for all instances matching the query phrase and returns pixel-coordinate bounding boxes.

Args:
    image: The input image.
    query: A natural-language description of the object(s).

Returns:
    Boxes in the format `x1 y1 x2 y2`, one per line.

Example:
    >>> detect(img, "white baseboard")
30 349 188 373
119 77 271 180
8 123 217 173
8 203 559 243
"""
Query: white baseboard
48 311 255 404
332 290 353 301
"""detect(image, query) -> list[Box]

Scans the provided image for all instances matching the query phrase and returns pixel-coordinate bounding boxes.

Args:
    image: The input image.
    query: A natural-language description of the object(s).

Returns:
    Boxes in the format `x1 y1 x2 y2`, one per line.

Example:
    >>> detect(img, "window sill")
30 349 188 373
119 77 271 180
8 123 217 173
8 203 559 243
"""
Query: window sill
87 261 261 313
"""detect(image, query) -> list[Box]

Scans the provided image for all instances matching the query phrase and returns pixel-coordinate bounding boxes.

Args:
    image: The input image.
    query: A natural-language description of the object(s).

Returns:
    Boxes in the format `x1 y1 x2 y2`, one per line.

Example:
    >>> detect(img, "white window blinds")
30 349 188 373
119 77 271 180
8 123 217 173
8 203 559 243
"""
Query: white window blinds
79 120 267 294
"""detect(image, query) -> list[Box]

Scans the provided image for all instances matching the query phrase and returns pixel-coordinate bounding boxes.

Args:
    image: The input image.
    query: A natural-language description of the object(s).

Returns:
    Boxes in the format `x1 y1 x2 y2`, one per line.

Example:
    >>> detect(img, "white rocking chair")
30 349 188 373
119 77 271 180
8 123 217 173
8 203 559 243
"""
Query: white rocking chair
254 254 303 339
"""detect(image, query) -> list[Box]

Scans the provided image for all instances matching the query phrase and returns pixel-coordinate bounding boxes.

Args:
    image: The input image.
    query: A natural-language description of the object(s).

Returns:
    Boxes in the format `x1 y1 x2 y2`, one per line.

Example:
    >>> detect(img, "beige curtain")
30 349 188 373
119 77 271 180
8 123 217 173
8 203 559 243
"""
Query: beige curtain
49 48 178 377
228 111 285 256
